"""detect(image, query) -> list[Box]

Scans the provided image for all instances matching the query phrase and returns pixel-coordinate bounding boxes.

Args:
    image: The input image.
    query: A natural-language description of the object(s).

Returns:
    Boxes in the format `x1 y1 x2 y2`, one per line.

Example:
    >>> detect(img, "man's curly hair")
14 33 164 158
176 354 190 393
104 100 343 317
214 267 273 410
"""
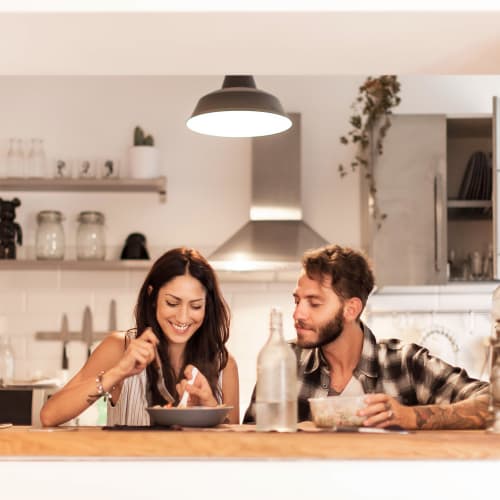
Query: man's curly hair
302 245 375 309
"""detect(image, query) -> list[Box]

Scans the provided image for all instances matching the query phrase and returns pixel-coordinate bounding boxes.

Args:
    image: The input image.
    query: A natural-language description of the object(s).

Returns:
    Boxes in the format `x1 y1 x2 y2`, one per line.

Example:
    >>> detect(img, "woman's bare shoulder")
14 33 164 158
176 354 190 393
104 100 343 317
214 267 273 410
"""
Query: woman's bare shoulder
68 331 130 383
93 330 129 356
225 352 239 371
108 330 129 342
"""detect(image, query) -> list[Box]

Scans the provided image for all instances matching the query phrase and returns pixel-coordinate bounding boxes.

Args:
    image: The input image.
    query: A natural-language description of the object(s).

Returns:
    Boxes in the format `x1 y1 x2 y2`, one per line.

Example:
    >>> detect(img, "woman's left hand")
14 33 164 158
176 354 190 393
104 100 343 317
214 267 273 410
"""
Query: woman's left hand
176 364 217 407
359 393 413 429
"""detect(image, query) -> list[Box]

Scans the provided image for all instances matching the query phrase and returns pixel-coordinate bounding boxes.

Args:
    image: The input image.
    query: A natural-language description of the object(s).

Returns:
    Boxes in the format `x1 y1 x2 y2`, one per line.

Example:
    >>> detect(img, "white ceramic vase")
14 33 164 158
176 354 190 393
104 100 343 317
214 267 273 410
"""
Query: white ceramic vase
128 146 160 178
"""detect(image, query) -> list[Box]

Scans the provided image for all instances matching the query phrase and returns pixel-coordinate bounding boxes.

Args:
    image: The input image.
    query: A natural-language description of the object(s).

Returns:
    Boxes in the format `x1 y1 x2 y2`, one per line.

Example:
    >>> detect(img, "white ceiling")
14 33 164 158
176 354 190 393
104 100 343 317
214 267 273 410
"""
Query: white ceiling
1 5 500 75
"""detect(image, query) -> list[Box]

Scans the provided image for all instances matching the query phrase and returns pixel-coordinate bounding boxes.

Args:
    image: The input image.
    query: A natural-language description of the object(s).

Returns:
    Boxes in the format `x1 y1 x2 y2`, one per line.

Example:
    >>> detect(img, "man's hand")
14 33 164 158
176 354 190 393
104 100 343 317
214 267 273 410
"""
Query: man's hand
359 393 414 429
359 393 491 430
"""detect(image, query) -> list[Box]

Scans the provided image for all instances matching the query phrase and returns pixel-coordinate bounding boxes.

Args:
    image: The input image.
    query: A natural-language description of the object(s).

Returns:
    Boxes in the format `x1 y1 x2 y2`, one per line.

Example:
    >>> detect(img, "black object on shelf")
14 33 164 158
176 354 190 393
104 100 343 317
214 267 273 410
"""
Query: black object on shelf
0 197 22 259
120 233 150 260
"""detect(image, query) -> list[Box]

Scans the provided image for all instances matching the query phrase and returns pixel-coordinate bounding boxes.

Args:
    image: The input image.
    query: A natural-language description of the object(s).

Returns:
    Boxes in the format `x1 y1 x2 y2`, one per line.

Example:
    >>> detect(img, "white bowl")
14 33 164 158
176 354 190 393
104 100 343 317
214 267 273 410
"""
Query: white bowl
308 395 366 429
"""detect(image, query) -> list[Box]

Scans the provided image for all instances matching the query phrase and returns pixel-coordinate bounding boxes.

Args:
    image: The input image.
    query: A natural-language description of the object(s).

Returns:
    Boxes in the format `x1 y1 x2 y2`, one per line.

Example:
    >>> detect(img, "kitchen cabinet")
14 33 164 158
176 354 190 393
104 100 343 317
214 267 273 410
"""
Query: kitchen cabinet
361 99 499 286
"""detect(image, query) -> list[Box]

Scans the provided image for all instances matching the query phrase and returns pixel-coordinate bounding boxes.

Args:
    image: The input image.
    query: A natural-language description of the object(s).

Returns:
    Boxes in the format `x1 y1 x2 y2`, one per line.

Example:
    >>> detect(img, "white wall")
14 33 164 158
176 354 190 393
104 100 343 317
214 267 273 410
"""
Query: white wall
1 75 499 420
4 75 500 256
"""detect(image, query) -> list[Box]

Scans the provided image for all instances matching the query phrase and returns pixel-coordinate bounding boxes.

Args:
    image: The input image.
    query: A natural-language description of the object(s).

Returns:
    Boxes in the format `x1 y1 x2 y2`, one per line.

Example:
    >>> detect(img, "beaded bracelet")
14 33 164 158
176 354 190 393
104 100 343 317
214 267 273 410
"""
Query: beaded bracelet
86 371 116 405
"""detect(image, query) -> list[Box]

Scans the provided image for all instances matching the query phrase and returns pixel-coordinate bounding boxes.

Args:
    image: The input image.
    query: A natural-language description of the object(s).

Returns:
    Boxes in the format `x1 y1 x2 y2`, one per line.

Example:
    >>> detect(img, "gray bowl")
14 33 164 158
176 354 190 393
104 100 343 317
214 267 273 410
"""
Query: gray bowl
146 406 232 427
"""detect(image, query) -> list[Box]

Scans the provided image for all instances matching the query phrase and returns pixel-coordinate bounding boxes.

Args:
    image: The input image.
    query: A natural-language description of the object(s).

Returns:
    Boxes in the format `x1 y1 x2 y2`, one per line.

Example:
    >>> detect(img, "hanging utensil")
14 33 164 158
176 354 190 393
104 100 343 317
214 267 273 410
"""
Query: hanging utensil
60 314 69 371
108 299 117 332
81 306 93 359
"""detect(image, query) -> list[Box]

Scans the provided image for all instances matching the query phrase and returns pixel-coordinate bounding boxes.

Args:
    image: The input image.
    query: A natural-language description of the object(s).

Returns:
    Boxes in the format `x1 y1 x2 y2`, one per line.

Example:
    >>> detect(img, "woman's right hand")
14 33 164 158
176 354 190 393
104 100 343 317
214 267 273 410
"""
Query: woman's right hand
114 327 158 378
176 365 218 407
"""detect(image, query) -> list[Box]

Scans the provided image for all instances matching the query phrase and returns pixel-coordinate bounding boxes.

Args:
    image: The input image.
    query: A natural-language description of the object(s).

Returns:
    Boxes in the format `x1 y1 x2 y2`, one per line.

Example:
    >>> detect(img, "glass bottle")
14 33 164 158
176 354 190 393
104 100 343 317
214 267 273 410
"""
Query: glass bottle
15 138 25 177
26 138 35 177
0 335 15 386
27 138 47 178
4 138 15 177
76 211 106 260
5 138 23 178
35 210 65 260
483 244 494 281
488 285 500 433
256 307 297 432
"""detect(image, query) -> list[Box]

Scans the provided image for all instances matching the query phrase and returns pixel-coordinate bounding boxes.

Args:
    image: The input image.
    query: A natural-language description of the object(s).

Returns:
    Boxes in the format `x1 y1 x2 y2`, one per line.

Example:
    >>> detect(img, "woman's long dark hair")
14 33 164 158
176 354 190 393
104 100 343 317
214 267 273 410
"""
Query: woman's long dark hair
134 247 230 405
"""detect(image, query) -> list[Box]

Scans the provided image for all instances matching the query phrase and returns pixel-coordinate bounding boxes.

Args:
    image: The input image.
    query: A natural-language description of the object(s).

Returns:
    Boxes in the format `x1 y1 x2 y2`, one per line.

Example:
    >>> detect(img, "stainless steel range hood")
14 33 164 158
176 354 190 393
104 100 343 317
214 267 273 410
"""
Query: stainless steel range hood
209 113 330 271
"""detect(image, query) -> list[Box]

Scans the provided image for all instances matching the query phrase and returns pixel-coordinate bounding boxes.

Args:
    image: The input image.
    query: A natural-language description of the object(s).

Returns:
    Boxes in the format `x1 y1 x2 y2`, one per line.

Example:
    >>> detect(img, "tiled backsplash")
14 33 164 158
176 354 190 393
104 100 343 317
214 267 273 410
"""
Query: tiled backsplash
0 269 497 418
365 284 496 382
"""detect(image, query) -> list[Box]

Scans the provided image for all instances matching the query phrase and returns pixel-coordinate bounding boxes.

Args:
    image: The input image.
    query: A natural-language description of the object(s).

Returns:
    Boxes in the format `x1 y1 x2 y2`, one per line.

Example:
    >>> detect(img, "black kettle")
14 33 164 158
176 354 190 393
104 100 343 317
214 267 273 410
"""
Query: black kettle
120 233 150 260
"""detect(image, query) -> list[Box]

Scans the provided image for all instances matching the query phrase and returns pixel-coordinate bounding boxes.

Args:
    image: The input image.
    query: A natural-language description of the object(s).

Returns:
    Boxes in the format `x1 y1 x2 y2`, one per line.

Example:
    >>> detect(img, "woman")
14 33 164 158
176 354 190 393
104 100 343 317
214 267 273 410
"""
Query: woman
40 247 239 426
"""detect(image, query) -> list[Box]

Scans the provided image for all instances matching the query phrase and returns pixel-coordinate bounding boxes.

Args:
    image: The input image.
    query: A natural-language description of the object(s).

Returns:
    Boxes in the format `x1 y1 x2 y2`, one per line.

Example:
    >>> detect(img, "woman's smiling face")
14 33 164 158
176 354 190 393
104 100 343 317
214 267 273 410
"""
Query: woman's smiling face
155 273 206 345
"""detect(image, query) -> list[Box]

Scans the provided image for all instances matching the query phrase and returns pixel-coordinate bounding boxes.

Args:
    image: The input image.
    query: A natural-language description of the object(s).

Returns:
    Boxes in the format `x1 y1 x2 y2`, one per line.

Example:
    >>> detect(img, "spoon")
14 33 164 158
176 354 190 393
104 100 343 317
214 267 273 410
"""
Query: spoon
177 367 199 408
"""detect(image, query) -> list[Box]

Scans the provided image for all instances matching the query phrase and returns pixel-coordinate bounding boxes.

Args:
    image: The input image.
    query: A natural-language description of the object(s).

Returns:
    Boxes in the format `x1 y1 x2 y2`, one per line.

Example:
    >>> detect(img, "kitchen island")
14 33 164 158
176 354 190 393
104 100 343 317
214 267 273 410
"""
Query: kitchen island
1 426 498 499
0 425 499 459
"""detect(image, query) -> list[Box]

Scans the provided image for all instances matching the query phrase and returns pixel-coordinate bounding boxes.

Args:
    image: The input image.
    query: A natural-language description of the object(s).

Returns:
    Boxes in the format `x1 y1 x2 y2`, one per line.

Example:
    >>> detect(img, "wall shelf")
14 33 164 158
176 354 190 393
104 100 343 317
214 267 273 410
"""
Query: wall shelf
447 199 492 208
0 176 167 202
0 259 152 271
447 199 492 220
0 260 302 281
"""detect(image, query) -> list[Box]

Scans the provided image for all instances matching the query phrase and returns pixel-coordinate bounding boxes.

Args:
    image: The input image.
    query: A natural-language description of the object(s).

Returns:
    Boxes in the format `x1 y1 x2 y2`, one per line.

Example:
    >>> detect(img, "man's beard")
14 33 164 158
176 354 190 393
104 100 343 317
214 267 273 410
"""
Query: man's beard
296 307 344 348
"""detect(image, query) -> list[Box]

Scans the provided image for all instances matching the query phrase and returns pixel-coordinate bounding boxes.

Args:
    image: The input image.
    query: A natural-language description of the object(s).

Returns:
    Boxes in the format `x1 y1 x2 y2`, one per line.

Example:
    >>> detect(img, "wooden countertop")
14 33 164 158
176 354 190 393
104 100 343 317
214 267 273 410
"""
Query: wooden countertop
1 425 499 459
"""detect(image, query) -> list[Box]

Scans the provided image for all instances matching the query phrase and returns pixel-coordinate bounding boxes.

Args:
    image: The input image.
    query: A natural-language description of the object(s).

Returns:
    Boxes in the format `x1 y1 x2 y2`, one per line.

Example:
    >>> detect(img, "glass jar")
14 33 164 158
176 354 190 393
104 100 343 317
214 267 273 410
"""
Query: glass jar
76 211 106 260
35 210 65 260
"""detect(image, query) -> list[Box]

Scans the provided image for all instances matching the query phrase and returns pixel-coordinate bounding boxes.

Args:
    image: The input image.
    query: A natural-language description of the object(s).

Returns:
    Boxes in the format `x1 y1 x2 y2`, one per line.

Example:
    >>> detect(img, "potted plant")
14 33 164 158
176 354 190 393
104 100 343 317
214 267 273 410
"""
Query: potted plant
338 75 401 228
128 126 160 178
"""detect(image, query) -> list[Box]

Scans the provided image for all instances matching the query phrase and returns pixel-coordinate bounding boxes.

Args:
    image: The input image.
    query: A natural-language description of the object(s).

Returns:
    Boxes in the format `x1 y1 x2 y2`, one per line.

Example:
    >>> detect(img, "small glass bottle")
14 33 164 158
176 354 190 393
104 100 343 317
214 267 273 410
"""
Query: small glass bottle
5 138 24 178
76 211 106 260
256 307 297 432
35 210 65 260
27 138 47 178
4 138 15 177
0 335 15 386
15 139 25 177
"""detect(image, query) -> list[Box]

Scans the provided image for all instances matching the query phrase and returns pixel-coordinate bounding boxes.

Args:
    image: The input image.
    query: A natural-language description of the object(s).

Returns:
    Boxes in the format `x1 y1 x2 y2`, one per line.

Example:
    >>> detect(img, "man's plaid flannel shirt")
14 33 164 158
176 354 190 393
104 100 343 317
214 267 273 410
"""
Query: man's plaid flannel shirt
243 322 489 423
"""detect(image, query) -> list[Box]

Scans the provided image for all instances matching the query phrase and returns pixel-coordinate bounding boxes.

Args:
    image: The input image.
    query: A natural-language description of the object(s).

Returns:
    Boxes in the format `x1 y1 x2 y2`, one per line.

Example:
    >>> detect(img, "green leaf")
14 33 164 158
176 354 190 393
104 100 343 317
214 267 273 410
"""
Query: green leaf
349 115 362 129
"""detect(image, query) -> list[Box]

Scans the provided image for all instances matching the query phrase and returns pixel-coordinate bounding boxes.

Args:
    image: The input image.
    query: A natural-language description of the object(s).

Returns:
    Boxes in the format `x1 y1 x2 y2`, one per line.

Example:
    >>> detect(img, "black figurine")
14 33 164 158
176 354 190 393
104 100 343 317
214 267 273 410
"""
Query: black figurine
120 233 149 260
0 197 22 259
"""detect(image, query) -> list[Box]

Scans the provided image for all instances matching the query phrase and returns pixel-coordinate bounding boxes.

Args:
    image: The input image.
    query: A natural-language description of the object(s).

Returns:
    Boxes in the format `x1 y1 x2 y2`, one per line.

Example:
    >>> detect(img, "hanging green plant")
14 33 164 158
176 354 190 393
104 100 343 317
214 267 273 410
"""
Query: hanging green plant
338 75 402 228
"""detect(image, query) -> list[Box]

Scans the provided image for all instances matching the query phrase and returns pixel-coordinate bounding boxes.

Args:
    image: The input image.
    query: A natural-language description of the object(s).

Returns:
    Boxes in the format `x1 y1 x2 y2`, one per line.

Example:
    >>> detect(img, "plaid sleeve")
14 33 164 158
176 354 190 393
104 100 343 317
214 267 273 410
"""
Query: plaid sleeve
404 344 489 405
242 385 256 424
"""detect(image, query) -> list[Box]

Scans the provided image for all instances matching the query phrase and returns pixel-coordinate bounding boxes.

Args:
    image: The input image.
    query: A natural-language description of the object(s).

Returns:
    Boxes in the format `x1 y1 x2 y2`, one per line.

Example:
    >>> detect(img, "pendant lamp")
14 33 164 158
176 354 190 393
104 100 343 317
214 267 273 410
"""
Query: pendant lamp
186 75 292 138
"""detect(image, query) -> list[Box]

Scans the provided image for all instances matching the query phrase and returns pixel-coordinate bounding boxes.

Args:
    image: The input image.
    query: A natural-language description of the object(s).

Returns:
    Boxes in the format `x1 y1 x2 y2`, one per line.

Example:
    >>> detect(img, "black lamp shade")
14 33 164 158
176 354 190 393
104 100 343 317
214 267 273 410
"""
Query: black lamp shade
187 76 292 138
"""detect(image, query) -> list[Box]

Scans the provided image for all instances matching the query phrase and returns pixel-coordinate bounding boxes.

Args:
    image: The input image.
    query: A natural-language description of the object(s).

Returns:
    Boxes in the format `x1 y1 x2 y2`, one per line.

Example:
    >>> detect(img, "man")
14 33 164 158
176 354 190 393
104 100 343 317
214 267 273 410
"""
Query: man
244 244 490 429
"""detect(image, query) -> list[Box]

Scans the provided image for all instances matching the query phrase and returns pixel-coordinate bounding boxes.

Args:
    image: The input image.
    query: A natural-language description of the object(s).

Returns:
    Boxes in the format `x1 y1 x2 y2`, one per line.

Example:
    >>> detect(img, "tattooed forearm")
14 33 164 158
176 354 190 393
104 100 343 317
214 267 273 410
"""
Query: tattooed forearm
411 395 491 430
